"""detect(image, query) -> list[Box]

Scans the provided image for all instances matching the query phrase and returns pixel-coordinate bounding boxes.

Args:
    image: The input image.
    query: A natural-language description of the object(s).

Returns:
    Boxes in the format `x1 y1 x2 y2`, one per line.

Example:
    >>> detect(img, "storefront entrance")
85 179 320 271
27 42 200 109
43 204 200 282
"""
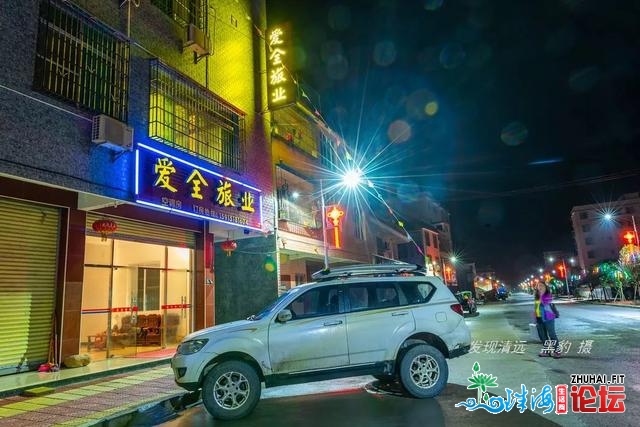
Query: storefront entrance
80 236 193 360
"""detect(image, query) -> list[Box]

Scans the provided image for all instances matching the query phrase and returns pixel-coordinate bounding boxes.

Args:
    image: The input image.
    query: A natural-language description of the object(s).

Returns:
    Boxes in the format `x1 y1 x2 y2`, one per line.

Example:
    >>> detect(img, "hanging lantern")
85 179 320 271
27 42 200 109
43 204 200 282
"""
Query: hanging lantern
220 239 238 256
92 218 118 241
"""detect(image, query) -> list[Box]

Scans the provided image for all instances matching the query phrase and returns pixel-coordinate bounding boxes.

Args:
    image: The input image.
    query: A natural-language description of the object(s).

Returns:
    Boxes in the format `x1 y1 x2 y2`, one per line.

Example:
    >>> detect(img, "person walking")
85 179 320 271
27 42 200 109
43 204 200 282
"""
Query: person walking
534 281 561 358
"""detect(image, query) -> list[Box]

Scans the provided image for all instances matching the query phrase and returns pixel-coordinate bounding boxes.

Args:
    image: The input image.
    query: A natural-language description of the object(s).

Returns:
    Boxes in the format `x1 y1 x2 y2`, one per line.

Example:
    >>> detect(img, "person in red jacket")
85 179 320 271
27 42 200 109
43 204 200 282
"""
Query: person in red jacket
534 281 561 358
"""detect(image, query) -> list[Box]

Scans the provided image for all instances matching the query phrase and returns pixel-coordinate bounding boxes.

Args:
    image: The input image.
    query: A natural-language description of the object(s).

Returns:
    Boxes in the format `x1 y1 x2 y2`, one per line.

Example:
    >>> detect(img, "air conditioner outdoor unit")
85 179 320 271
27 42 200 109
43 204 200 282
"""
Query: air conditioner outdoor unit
184 23 210 56
91 115 133 151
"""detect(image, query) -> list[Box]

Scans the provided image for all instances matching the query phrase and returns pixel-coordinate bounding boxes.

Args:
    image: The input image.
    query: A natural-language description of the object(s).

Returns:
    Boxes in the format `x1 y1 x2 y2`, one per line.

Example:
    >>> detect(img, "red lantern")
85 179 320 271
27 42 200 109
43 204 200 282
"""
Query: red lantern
92 218 118 241
220 239 238 256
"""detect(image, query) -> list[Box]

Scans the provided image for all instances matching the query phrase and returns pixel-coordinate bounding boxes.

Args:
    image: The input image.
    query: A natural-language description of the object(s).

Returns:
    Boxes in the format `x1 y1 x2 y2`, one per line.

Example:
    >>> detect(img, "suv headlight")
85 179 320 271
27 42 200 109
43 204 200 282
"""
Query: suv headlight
177 339 209 355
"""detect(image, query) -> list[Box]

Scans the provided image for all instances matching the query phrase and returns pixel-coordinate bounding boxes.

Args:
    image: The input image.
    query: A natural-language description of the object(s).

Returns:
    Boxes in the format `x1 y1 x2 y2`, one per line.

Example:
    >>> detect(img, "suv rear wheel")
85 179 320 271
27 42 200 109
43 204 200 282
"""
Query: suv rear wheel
398 344 448 398
202 360 261 420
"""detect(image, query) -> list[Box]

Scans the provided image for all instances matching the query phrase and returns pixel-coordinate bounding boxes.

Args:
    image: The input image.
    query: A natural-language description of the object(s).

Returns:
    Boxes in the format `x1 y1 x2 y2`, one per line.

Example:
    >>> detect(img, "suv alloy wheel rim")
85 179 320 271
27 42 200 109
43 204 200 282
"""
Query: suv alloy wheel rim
214 371 251 409
409 353 440 389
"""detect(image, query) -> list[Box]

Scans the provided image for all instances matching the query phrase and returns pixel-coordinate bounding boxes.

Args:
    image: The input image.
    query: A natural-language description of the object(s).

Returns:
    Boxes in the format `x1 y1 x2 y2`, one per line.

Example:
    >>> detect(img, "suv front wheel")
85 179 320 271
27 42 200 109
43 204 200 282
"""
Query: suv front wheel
398 344 448 398
202 360 261 420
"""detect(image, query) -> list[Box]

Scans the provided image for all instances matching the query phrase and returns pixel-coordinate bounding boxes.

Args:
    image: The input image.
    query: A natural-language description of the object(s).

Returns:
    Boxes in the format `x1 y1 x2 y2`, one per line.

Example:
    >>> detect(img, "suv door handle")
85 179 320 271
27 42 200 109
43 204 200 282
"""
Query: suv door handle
323 320 343 326
391 312 408 316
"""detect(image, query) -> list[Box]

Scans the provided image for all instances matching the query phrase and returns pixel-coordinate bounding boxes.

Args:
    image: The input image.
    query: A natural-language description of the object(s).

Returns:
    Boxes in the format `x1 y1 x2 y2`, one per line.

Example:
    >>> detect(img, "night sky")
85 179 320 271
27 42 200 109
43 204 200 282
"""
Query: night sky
266 0 640 284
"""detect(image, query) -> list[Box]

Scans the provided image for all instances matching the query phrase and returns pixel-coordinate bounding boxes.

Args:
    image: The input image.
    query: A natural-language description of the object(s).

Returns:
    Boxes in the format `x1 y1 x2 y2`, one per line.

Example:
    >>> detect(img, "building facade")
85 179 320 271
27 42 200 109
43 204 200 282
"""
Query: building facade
570 193 640 272
393 191 454 282
266 23 370 287
0 0 276 375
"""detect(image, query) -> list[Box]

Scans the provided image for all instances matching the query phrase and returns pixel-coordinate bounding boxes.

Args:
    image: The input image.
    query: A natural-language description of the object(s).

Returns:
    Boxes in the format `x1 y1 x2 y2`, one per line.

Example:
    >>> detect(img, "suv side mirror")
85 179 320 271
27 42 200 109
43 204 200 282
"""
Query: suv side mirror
276 309 293 323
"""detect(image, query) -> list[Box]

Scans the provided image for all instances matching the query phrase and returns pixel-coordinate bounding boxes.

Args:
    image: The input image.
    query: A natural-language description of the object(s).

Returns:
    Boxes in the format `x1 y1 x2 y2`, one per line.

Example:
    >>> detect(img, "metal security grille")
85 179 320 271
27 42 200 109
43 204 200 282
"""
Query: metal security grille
149 60 245 172
320 134 337 169
33 0 130 122
151 0 208 29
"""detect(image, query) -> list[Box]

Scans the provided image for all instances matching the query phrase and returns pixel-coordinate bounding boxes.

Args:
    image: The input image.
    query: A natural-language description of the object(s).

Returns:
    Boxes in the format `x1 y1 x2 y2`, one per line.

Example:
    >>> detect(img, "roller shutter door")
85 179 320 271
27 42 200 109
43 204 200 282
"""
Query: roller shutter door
0 198 60 376
86 213 196 248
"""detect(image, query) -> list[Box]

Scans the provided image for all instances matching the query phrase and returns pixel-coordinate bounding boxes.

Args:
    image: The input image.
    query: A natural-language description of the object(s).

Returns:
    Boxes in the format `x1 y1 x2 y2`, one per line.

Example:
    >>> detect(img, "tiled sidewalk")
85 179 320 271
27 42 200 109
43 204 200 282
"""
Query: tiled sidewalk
0 366 184 426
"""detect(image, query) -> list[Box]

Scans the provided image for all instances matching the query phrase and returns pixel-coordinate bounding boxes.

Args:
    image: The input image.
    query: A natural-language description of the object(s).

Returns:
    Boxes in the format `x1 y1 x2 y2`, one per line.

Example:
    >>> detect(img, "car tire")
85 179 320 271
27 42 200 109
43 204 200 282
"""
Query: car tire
398 344 448 398
201 360 261 420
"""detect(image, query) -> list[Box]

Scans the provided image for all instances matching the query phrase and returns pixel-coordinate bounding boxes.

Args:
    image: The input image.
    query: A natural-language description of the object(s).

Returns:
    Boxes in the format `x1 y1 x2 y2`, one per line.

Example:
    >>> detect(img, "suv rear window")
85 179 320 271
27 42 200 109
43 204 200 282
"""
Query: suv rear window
346 280 436 312
398 281 436 305
346 282 399 311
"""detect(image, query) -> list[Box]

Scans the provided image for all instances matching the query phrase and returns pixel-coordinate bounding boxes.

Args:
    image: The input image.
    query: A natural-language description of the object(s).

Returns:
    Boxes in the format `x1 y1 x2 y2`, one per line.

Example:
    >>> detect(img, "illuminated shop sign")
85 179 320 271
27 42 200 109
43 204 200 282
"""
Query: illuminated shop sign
135 143 263 230
266 24 295 109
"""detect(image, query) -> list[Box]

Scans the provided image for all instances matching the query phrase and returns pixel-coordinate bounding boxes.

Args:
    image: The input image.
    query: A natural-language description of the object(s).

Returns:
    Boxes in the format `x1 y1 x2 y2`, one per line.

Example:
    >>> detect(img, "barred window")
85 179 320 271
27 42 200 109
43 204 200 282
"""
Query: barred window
149 60 244 171
33 0 129 122
353 209 365 240
320 134 337 169
151 0 207 29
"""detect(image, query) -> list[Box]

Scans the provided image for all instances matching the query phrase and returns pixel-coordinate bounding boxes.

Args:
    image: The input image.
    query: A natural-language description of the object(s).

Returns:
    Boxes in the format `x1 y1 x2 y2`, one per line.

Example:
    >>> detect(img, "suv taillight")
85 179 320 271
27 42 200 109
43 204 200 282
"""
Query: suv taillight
450 303 464 316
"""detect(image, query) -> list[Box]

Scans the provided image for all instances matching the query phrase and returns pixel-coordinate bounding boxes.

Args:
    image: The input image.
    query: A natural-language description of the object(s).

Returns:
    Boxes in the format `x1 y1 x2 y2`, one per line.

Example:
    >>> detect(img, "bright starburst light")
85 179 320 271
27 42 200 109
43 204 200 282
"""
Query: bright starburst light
341 168 362 188
594 202 620 226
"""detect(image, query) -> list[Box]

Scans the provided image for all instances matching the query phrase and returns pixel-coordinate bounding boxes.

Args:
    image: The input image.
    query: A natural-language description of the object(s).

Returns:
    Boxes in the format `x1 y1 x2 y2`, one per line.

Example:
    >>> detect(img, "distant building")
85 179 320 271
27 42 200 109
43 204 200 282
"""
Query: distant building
387 188 455 281
474 270 497 297
455 262 477 294
570 193 640 272
398 227 442 277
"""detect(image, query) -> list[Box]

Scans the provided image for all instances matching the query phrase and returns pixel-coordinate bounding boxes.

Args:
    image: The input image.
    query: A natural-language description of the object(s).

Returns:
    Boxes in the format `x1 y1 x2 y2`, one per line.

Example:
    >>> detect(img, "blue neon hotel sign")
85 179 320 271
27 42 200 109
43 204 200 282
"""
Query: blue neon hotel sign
135 144 263 230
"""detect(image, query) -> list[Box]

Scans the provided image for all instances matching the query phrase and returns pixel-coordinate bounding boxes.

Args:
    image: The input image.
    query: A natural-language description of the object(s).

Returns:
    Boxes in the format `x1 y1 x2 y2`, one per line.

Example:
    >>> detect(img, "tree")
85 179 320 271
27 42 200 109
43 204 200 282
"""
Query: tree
598 261 625 301
619 244 640 302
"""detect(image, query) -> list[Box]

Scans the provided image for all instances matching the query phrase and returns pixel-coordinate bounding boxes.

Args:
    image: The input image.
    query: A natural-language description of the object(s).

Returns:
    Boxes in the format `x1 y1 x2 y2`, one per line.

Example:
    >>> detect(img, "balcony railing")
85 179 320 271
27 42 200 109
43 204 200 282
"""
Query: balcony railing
277 196 323 240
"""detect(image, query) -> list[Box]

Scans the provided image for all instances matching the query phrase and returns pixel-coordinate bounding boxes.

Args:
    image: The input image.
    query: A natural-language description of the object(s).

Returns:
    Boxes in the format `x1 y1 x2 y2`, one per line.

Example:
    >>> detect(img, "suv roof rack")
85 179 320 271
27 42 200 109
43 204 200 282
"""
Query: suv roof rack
311 263 425 281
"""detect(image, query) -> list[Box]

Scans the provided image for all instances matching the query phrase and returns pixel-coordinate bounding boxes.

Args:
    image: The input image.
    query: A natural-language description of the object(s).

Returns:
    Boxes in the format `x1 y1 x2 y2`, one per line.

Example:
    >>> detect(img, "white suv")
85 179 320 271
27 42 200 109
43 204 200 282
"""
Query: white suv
171 263 471 419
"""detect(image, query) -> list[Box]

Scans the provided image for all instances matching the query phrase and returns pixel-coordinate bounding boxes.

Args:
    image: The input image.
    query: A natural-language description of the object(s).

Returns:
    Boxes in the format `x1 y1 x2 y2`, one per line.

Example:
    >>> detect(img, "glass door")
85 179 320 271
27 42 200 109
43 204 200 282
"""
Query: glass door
110 264 141 357
80 264 112 359
81 236 193 360
114 240 165 356
164 246 192 349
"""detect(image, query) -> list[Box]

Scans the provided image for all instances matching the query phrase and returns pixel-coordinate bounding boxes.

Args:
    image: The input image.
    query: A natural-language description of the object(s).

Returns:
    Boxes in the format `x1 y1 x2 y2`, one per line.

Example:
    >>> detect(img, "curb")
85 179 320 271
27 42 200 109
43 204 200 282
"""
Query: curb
97 391 198 427
574 299 640 309
0 358 170 399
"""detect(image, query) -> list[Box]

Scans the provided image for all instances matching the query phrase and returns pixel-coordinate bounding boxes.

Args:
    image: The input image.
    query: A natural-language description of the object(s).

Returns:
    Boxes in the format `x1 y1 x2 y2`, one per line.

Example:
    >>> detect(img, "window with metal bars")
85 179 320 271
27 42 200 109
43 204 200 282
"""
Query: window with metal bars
33 0 130 122
151 0 207 29
149 60 244 171
353 208 365 240
320 134 338 169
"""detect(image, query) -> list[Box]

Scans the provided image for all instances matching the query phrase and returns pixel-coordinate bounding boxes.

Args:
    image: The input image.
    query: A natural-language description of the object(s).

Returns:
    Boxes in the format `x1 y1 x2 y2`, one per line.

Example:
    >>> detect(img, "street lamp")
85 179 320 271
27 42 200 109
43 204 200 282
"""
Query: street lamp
320 168 364 270
341 168 363 188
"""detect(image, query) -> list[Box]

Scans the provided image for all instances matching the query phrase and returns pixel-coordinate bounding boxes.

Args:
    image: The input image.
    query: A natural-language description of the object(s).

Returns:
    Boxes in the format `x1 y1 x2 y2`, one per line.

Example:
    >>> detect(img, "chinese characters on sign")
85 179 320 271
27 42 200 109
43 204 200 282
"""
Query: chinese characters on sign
469 339 595 355
266 25 295 109
135 144 262 230
455 362 626 415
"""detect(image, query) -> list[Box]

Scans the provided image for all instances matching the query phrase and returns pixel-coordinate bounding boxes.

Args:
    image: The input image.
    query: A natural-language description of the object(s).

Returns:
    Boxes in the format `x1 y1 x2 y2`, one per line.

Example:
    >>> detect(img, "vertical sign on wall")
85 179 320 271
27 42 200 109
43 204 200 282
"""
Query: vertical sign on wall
326 204 345 249
266 24 296 110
